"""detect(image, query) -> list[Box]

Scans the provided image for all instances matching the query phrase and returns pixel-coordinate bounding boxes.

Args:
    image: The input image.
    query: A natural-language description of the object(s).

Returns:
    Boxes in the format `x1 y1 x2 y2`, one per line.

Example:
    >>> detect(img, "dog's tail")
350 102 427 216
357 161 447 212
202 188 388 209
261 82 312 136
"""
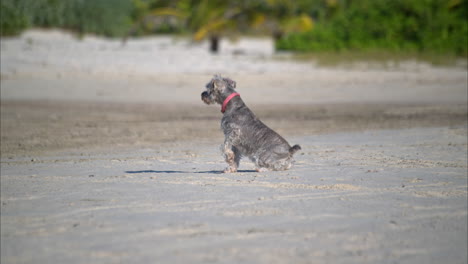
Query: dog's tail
289 144 302 155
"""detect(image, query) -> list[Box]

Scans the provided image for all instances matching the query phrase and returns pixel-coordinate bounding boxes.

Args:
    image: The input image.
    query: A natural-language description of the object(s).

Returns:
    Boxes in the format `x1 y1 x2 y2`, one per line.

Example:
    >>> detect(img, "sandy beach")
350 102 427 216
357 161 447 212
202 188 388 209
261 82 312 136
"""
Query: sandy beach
1 30 467 264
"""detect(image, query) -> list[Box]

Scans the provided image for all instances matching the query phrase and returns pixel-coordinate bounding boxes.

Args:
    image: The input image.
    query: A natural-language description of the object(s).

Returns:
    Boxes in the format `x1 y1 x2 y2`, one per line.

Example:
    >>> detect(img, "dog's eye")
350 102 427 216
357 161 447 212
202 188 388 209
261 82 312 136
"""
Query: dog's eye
206 81 214 89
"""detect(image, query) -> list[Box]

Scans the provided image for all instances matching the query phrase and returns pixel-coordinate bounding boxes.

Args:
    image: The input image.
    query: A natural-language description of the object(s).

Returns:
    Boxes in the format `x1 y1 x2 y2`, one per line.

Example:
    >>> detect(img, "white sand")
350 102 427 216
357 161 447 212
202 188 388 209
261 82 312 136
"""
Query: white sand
1 127 466 264
1 29 466 104
1 29 467 264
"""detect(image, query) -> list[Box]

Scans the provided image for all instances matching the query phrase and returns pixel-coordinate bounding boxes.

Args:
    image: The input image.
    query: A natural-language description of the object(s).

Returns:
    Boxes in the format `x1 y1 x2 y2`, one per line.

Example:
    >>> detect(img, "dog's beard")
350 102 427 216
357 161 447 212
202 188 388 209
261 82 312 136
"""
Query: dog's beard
201 92 214 104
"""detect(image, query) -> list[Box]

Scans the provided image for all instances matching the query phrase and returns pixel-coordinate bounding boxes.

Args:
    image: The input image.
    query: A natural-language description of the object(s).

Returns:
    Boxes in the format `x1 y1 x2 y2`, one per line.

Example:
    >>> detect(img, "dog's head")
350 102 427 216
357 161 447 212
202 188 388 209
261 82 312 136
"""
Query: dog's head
201 75 236 105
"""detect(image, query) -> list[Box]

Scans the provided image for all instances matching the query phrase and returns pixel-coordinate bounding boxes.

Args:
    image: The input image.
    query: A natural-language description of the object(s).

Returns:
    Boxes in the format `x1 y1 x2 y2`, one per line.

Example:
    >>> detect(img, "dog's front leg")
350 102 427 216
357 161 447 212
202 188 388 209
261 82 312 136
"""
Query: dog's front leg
223 140 239 173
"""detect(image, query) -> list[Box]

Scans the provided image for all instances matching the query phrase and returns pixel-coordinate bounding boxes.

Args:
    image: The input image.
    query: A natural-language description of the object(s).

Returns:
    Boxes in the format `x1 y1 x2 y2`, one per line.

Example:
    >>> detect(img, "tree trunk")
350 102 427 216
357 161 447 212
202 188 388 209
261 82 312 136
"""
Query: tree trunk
209 35 219 53
273 30 283 42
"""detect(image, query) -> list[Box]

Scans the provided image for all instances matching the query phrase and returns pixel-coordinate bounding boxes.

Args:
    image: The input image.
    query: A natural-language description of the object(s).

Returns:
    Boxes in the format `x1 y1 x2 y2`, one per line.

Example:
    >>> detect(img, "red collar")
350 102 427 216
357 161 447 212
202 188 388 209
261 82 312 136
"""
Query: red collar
221 93 240 113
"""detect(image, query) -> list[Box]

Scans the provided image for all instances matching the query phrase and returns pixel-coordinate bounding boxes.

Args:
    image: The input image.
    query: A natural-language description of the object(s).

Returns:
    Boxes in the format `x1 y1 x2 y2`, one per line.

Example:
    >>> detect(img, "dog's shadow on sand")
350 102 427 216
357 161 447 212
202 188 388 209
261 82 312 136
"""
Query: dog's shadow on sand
125 170 256 175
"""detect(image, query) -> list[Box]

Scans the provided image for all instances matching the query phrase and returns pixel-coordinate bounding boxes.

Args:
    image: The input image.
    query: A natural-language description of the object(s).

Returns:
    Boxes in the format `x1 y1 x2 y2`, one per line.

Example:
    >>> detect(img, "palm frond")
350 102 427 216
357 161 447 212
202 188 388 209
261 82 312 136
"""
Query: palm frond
281 13 313 33
149 8 187 19
193 18 229 41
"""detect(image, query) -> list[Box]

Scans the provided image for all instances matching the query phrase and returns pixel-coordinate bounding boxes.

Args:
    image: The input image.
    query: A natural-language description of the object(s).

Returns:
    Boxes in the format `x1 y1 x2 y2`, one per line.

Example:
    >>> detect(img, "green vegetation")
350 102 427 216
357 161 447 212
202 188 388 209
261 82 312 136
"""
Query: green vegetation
276 0 468 56
1 0 133 37
127 0 314 52
1 0 466 56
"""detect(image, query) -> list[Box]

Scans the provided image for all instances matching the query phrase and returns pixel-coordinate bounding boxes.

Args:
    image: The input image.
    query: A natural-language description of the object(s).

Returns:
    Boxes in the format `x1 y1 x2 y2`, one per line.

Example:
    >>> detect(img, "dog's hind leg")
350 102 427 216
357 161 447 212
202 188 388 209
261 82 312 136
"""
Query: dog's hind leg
256 151 292 171
272 157 294 171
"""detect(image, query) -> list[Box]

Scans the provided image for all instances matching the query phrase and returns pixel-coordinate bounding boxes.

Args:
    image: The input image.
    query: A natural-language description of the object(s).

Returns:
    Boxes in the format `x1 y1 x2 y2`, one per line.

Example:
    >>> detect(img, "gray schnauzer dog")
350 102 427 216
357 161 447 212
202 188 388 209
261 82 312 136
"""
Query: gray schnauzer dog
201 75 301 173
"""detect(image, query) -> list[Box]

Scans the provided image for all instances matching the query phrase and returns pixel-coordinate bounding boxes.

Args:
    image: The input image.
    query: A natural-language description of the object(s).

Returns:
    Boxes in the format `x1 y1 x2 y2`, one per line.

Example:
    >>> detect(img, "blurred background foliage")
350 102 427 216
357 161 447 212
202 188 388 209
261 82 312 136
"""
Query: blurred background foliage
1 0 466 55
276 0 468 55
0 0 133 37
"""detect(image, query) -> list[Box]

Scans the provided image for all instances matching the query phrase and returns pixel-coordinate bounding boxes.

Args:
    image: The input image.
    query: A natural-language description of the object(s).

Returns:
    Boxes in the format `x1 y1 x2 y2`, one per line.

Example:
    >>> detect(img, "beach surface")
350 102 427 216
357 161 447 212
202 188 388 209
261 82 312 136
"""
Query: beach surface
1 30 467 264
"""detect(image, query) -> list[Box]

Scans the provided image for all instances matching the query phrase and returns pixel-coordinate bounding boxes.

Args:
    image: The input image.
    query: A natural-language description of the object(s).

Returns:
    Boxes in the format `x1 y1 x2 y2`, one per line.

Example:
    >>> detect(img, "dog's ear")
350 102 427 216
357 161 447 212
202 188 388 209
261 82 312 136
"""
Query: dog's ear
213 79 226 91
223 78 236 89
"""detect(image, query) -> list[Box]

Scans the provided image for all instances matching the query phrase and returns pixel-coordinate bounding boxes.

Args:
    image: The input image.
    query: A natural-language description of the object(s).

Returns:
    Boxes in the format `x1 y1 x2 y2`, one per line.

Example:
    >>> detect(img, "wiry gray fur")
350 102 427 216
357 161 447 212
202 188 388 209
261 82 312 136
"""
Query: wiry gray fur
201 75 301 173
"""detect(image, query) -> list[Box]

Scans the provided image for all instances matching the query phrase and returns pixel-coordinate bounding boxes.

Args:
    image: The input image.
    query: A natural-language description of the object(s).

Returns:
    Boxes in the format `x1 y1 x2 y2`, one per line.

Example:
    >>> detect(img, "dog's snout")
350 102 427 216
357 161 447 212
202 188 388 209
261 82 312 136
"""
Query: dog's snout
201 91 211 104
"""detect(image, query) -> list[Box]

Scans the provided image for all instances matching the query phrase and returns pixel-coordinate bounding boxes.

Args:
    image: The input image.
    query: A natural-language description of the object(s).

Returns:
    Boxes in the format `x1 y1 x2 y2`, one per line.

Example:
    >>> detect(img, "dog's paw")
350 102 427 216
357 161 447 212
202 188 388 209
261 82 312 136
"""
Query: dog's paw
224 167 237 173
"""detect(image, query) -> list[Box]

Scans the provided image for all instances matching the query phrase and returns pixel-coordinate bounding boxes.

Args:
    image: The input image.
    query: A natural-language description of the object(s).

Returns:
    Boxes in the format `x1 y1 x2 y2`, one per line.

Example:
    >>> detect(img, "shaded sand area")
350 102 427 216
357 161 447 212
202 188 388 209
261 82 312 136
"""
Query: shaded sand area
1 30 467 263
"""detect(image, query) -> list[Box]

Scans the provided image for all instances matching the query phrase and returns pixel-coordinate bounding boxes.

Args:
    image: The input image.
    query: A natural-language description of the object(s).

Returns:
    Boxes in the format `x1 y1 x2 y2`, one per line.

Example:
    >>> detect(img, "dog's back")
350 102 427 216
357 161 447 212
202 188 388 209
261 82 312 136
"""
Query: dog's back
222 96 301 171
